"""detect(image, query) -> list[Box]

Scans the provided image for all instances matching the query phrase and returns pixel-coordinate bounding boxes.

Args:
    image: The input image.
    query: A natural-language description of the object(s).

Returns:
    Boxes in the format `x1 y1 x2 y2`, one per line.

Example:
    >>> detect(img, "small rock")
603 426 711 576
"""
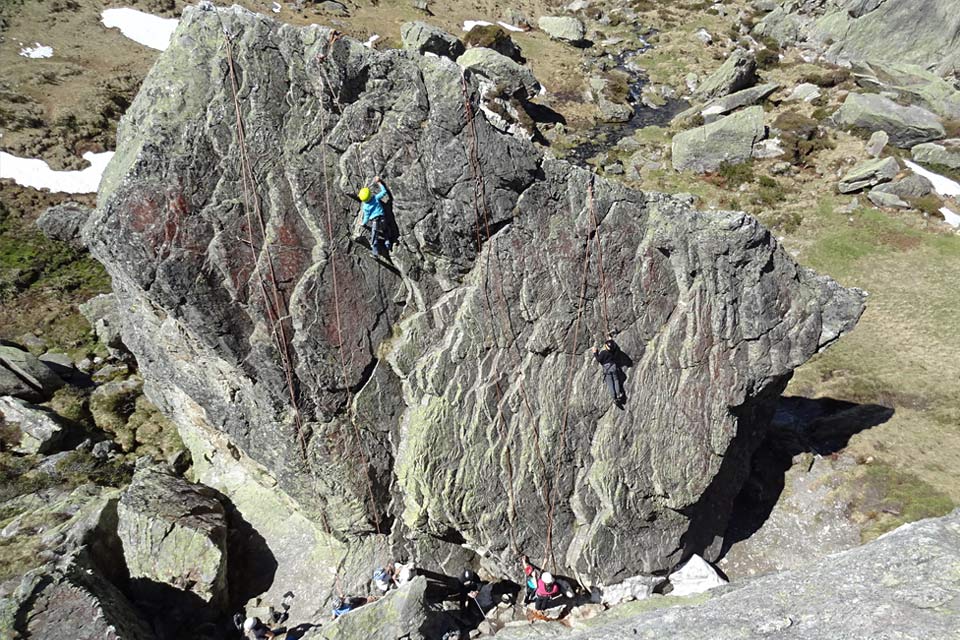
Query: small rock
600 575 665 605
537 16 586 43
0 396 68 455
17 334 47 357
35 202 92 249
866 130 889 157
837 156 900 193
91 440 117 460
76 358 94 373
694 49 757 102
604 163 624 175
92 363 129 384
79 294 124 350
695 28 713 45
701 82 780 123
786 83 821 103
668 555 728 597
752 137 785 159
568 602 607 627
867 190 910 209
401 21 465 59
771 161 793 175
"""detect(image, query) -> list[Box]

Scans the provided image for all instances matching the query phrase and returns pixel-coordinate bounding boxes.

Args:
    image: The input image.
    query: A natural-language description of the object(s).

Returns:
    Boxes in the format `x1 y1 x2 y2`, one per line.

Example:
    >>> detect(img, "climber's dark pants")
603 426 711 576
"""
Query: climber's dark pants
604 369 623 401
368 217 384 254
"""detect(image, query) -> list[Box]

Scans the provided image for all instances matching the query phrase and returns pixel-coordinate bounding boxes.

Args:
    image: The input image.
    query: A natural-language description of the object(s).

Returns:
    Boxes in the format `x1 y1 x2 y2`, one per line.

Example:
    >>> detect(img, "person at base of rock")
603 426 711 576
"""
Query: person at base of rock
331 595 368 619
373 562 397 594
358 177 392 257
459 568 483 612
242 617 276 640
522 555 561 611
591 333 626 408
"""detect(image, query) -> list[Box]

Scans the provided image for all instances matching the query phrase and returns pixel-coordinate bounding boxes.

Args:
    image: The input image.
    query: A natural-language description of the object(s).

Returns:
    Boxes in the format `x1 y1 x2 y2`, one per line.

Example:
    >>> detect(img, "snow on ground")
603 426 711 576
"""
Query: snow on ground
497 21 524 32
940 207 960 228
364 34 380 48
463 20 493 31
905 160 960 228
0 151 114 194
101 8 178 51
18 43 53 58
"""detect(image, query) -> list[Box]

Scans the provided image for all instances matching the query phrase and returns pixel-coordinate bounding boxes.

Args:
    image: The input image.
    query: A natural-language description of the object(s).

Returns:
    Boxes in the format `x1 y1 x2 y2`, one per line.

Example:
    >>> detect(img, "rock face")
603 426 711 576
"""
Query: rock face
500 510 960 639
85 5 864 607
693 49 757 102
537 16 586 43
117 465 228 606
36 202 93 249
313 576 447 639
672 106 767 172
0 396 67 454
832 93 945 149
400 21 464 59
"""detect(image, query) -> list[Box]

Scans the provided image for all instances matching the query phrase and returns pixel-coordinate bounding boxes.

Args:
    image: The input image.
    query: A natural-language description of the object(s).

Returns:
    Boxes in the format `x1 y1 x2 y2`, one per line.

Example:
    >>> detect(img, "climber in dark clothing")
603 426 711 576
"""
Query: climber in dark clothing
592 333 626 407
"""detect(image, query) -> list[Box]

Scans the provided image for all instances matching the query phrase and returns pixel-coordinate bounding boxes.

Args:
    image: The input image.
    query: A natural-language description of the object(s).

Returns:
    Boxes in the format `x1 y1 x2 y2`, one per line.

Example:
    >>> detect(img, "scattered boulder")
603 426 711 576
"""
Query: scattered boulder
694 28 713 45
537 16 586 43
912 140 960 169
117 465 228 606
589 75 633 123
867 190 909 209
700 82 779 123
865 130 888 157
672 105 767 172
667 555 727 597
457 47 540 99
872 173 934 199
600 575 665 605
79 293 124 351
0 396 67 454
832 93 945 148
462 24 523 62
317 1 348 16
785 83 821 103
694 49 757 102
35 202 92 249
837 156 899 193
0 344 65 402
400 21 464 59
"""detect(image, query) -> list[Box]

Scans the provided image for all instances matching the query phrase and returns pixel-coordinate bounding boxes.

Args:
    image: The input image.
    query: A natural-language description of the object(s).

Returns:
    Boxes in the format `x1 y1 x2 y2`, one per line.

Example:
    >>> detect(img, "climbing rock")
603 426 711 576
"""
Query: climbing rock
457 47 540 98
912 140 960 170
316 576 445 640
85 6 865 614
832 93 945 148
837 156 899 193
667 555 727 597
0 396 68 454
0 344 65 402
79 293 124 350
499 511 960 639
672 105 767 172
694 49 757 102
700 82 779 123
865 130 888 157
401 21 464 59
117 465 228 606
36 202 93 249
600 575 665 605
537 16 586 43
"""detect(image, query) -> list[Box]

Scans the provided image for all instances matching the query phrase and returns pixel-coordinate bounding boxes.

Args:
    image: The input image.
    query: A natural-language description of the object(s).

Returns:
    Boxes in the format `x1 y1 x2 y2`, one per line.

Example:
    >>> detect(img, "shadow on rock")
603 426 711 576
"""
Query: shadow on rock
719 395 895 558
223 495 279 613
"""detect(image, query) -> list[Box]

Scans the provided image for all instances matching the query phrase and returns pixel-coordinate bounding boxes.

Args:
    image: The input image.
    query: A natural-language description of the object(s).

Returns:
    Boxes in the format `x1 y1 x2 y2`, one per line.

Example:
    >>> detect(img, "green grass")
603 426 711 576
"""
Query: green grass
852 461 954 542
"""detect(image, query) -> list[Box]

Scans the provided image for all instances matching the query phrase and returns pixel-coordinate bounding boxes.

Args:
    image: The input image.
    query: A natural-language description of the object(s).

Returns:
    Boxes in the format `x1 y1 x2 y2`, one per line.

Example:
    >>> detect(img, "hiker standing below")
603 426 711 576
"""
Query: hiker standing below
357 176 391 257
373 562 397 594
521 555 561 611
591 333 626 408
241 617 276 640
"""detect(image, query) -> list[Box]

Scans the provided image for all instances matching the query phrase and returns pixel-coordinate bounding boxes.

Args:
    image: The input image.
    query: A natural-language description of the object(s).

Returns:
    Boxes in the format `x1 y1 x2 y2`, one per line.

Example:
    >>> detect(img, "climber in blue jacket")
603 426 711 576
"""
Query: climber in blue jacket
357 176 392 257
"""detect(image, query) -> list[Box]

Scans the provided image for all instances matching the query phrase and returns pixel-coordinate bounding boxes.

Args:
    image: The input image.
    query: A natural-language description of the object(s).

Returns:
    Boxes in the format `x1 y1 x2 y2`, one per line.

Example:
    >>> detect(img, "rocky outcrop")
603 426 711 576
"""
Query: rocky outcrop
400 21 464 60
700 82 779 123
837 156 899 194
36 202 93 249
85 5 864 614
499 510 960 639
0 344 65 402
832 93 945 149
693 49 757 102
0 396 67 454
117 465 228 606
672 106 767 172
537 16 586 43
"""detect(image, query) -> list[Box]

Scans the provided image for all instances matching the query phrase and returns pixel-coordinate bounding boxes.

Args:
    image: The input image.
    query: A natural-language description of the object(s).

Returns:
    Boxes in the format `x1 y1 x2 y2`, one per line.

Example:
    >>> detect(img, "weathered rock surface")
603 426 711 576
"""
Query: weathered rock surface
872 173 934 199
837 156 899 194
0 345 65 402
0 396 67 454
672 106 767 172
693 49 757 102
84 6 864 614
832 93 945 149
755 0 960 77
853 62 960 121
700 82 779 123
400 21 464 59
537 16 586 43
117 465 228 606
499 510 960 639
913 140 960 170
79 293 125 350
35 202 93 249
599 575 665 606
456 46 540 98
865 129 888 157
785 82 820 103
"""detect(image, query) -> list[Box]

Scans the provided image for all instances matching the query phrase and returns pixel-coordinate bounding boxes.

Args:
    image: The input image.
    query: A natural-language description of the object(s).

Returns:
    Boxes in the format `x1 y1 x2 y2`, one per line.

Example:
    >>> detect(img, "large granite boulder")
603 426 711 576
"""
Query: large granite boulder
832 93 945 149
837 156 899 194
693 49 757 102
0 396 68 454
672 106 767 172
36 202 93 249
0 345 65 402
499 510 960 639
117 465 228 606
84 5 864 613
400 21 464 59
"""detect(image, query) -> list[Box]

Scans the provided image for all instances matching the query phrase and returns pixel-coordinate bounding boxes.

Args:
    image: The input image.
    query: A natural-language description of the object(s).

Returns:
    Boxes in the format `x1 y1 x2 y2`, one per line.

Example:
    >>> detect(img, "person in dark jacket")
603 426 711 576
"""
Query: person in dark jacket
591 333 626 407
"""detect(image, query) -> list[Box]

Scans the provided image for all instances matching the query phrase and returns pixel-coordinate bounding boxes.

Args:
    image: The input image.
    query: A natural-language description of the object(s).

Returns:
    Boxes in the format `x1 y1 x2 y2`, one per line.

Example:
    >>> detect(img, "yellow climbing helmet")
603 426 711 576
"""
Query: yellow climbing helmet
358 187 372 202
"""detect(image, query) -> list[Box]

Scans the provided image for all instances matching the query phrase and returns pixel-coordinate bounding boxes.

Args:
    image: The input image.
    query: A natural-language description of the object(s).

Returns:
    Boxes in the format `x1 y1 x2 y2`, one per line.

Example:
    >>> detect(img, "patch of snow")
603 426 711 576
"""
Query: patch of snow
101 8 178 51
19 43 53 59
0 151 114 194
497 21 524 32
364 34 380 48
271 2 281 12
939 207 960 228
905 159 960 198
463 20 493 31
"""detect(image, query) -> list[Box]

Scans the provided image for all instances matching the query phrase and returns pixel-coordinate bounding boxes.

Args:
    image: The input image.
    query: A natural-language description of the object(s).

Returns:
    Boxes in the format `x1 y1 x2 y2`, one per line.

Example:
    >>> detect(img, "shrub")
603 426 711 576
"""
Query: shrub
774 111 834 165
